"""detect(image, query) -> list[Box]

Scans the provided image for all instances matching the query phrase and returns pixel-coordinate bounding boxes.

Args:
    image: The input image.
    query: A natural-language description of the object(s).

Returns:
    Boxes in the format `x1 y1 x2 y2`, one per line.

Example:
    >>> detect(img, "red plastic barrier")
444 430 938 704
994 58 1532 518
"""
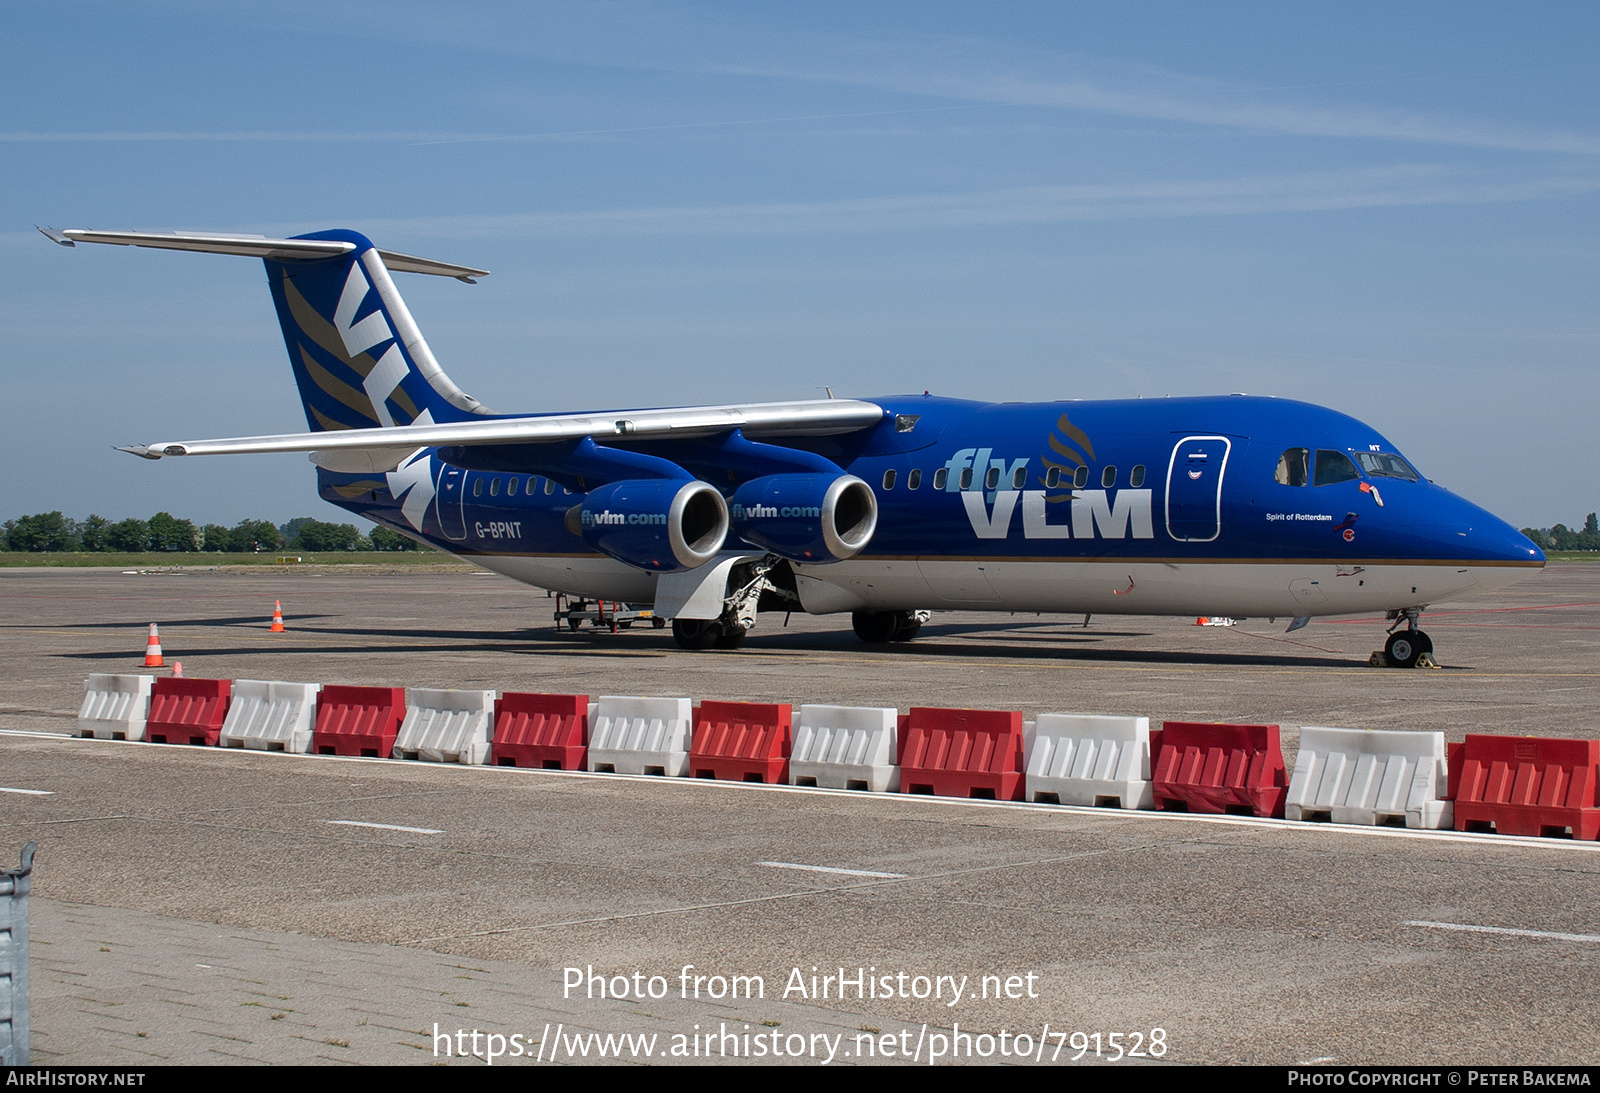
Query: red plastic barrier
146 677 231 746
492 693 589 770
899 707 1025 800
1451 734 1600 840
314 686 405 758
1153 722 1287 817
690 701 792 783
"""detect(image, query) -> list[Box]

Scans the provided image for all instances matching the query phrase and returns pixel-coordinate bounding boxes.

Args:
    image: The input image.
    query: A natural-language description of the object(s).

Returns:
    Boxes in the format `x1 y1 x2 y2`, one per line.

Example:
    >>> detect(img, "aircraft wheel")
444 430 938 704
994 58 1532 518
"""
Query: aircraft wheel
890 612 923 642
1385 630 1431 669
852 611 900 644
713 625 748 650
672 619 719 650
652 617 666 629
566 617 584 631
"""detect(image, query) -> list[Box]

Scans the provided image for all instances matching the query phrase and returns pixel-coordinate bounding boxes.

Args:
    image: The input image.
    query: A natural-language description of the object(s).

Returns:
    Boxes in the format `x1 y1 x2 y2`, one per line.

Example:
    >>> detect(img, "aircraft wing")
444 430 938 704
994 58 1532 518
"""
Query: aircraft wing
117 399 887 459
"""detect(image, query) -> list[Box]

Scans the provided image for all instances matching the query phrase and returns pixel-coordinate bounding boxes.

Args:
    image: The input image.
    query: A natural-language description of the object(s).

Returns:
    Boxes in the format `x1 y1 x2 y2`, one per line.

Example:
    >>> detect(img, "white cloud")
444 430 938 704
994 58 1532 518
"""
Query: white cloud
353 166 1600 238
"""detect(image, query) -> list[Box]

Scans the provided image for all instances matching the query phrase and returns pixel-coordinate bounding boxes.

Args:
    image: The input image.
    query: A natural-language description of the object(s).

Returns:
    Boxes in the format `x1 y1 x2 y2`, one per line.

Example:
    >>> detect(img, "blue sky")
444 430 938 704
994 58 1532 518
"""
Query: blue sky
3 1 1596 529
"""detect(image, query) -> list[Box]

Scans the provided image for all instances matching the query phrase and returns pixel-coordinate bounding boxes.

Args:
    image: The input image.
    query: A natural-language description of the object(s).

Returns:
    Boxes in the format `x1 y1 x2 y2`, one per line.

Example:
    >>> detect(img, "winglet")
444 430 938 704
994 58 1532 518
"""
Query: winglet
37 226 72 246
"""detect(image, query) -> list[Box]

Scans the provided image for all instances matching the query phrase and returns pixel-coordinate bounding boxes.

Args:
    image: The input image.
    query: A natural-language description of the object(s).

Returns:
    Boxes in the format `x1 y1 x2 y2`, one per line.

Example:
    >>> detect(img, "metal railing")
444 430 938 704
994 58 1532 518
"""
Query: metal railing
0 843 37 1066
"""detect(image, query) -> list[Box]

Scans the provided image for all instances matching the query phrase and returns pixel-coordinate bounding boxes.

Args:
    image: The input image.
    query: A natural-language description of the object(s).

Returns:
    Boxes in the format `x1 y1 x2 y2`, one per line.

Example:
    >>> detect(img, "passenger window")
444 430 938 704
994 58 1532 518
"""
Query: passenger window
1101 465 1117 488
544 479 556 495
907 468 922 490
1130 465 1146 488
1073 466 1089 489
1275 448 1310 487
933 468 948 490
882 469 896 490
959 467 974 490
1314 450 1362 487
1046 467 1061 488
489 477 501 497
472 478 483 498
1012 467 1026 489
985 466 1000 490
508 477 519 495
527 477 537 496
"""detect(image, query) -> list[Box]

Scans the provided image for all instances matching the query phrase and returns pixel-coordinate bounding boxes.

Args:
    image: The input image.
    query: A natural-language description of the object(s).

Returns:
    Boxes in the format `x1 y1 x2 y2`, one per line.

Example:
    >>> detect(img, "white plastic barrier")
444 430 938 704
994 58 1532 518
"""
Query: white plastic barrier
78 674 153 741
394 688 494 764
219 680 322 753
587 696 692 776
790 705 899 792
1286 726 1451 829
1025 713 1153 809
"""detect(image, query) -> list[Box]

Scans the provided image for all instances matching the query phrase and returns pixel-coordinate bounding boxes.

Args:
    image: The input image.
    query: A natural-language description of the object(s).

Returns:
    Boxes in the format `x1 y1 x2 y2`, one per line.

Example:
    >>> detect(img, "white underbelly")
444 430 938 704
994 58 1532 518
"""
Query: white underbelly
794 558 1526 617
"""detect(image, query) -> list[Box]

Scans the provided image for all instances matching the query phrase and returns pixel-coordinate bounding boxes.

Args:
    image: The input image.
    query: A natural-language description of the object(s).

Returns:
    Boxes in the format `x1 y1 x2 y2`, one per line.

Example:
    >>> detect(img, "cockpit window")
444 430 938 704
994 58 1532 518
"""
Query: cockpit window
1275 448 1309 487
1314 450 1362 487
1355 451 1420 481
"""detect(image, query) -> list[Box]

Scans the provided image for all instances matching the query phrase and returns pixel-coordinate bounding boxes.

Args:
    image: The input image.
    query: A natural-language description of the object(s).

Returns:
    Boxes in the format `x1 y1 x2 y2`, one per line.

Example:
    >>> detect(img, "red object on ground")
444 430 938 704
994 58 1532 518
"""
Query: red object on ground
314 685 405 758
690 701 792 783
1451 734 1600 840
898 706 1026 800
143 623 164 667
1152 721 1288 817
492 693 589 770
146 677 231 746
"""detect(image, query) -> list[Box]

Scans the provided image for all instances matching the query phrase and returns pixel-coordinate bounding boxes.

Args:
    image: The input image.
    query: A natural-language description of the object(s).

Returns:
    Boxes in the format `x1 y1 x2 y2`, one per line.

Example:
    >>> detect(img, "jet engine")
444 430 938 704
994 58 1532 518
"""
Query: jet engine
567 478 729 572
729 473 878 562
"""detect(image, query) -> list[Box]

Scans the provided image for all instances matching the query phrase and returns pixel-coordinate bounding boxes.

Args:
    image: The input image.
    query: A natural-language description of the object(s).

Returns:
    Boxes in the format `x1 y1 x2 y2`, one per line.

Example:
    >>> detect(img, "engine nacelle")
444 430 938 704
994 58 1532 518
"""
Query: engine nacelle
568 479 729 573
729 474 878 562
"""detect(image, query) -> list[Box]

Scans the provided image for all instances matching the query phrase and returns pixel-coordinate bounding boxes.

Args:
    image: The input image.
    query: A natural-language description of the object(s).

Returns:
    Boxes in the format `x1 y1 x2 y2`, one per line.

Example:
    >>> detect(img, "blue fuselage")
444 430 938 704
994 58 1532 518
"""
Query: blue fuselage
318 394 1542 617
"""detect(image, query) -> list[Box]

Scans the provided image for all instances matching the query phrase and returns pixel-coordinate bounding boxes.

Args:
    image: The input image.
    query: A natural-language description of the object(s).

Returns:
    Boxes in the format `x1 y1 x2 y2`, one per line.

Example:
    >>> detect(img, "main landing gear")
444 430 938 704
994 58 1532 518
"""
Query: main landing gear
1382 607 1434 669
671 618 747 650
852 610 931 644
669 556 796 651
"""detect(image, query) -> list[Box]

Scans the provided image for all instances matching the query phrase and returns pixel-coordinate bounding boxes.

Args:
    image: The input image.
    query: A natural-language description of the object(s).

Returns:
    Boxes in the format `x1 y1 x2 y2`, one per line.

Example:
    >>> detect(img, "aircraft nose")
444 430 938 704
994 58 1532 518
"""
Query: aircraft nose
1479 523 1545 565
1449 498 1544 568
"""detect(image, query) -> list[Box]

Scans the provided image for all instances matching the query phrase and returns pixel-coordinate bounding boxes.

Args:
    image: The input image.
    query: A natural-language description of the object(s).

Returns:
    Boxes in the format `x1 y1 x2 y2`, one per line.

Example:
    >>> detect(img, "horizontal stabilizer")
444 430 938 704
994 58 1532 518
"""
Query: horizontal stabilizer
118 399 886 458
39 227 489 281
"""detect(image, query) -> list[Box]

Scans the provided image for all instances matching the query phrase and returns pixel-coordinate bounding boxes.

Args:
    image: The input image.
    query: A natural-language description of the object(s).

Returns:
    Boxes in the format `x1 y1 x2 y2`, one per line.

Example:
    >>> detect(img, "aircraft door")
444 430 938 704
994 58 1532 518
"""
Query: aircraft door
1165 436 1232 542
436 464 469 541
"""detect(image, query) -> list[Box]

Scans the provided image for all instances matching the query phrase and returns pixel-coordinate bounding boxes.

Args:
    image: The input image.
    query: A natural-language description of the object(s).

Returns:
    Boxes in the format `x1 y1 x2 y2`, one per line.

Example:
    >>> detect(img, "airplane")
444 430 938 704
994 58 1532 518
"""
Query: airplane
41 226 1545 667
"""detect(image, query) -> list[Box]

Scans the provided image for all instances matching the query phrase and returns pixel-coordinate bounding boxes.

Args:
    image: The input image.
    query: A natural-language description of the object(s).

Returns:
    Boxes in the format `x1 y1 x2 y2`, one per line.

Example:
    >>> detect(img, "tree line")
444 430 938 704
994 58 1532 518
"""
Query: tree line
1 512 426 553
1521 514 1600 552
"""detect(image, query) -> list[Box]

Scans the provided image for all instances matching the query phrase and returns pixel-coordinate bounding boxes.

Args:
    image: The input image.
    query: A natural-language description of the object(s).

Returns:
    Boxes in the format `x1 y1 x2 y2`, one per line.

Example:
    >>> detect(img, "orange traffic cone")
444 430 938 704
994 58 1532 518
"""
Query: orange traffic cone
171 661 184 678
144 623 164 667
270 601 285 632
1195 617 1208 626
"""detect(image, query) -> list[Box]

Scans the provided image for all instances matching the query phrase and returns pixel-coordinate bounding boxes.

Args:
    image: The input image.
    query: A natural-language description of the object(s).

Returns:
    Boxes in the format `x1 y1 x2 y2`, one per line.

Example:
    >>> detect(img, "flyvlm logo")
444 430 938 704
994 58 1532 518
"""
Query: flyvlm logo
731 503 822 520
942 447 1154 541
581 510 668 527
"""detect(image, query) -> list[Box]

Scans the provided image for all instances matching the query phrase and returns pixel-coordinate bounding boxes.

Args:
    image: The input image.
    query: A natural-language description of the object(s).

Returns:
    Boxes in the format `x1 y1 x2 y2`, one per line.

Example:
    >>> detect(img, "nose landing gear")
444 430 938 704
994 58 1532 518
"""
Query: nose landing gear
1382 607 1434 669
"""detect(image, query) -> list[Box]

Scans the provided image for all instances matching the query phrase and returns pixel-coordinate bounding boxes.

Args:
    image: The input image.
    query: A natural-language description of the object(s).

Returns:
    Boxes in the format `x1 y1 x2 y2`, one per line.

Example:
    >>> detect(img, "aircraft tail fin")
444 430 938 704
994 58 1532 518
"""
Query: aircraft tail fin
263 229 493 431
41 226 495 432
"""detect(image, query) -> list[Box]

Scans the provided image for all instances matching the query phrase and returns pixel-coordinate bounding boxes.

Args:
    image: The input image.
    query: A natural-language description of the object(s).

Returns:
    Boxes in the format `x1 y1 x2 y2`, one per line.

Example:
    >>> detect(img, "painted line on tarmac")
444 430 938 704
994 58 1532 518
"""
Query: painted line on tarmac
757 861 906 879
402 841 1158 946
0 786 53 795
325 820 443 835
1405 920 1600 943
